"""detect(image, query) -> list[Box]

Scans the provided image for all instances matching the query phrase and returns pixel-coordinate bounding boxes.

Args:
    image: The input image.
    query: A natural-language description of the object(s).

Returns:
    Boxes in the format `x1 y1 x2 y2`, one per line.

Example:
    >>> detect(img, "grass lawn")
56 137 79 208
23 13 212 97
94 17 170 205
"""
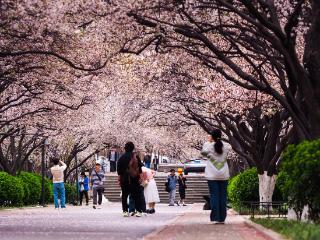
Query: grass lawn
252 218 320 240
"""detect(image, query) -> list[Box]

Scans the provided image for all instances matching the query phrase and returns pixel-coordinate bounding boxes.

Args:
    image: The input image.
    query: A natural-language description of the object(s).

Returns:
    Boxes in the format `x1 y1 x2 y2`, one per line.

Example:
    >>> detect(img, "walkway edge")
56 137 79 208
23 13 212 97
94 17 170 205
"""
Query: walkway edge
244 219 286 240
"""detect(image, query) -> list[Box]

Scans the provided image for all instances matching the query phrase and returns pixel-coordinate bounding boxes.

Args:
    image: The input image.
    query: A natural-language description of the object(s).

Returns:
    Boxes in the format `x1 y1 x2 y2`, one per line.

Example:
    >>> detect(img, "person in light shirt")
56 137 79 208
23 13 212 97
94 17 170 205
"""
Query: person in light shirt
50 157 67 209
201 129 231 224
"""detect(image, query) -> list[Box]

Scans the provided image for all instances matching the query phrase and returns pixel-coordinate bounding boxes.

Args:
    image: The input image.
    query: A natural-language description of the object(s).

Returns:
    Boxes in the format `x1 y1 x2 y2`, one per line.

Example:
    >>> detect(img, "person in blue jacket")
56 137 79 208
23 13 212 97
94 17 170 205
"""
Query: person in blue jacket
79 171 89 206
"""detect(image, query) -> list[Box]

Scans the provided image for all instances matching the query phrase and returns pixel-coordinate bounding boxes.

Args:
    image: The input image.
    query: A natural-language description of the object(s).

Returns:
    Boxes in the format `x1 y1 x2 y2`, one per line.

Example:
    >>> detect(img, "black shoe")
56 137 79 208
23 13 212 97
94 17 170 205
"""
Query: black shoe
93 206 96 209
150 209 155 214
176 202 180 206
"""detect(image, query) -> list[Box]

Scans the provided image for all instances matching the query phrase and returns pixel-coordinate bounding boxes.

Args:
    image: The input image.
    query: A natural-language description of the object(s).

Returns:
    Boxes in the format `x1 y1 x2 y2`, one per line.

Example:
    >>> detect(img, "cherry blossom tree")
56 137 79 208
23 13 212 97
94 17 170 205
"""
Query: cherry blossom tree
123 0 319 141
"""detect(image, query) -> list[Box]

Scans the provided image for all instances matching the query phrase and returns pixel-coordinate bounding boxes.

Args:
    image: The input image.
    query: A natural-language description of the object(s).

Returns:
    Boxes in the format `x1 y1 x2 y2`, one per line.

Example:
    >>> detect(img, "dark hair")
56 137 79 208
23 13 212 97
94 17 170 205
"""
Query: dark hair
170 169 175 172
51 157 59 165
81 171 86 176
124 142 135 152
211 129 223 154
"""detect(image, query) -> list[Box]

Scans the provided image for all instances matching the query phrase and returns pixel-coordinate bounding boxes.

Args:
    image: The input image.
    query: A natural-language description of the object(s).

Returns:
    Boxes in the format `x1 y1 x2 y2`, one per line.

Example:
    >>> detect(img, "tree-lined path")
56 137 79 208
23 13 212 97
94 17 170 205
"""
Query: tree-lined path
0 204 281 240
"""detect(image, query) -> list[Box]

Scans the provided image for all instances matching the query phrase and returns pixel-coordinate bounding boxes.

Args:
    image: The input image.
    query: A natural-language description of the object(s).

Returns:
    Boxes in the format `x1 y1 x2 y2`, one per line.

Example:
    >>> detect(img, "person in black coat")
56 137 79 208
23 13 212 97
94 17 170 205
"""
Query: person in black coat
117 142 145 217
178 173 187 206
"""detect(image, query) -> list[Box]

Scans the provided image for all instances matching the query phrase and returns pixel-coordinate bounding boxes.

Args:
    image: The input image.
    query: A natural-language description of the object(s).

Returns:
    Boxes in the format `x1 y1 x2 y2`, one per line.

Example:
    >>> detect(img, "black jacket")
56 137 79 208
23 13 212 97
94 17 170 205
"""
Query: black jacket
117 152 143 185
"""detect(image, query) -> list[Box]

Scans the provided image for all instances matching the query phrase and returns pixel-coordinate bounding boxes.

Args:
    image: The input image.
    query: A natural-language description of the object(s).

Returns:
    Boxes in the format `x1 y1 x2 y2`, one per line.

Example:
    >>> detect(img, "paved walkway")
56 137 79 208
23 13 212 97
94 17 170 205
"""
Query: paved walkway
0 203 281 240
145 205 279 240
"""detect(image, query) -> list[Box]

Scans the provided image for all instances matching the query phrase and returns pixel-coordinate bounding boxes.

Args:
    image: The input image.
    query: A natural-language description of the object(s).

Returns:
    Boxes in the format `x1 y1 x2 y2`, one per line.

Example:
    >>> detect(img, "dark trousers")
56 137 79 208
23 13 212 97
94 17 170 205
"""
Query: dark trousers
207 180 228 222
110 161 116 172
121 183 145 213
80 190 89 205
154 163 158 171
93 188 103 205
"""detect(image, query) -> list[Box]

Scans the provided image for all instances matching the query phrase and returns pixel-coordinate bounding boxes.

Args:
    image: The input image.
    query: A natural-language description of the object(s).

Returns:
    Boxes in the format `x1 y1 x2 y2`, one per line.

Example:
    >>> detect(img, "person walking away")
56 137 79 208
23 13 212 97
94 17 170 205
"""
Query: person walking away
143 154 151 169
91 162 105 209
79 171 89 206
153 156 159 171
117 142 145 217
201 129 231 224
167 169 178 206
178 173 187 206
140 166 160 214
50 157 67 210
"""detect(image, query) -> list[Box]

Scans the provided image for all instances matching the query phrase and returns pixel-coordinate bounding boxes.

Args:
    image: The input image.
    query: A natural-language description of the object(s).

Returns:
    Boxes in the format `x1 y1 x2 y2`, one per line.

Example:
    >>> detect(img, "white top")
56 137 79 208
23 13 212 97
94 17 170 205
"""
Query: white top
50 161 67 183
201 141 231 180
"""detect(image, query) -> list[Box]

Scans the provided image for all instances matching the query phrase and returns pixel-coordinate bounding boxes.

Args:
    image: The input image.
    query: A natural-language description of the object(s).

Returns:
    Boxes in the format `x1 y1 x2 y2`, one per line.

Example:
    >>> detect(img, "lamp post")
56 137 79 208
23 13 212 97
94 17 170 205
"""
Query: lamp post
75 153 79 206
41 138 49 207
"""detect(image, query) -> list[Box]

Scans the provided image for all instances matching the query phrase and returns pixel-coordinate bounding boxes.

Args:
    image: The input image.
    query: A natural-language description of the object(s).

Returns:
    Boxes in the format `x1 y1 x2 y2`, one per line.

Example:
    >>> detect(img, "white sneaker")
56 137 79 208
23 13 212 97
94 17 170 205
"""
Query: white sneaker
123 211 129 217
135 212 142 217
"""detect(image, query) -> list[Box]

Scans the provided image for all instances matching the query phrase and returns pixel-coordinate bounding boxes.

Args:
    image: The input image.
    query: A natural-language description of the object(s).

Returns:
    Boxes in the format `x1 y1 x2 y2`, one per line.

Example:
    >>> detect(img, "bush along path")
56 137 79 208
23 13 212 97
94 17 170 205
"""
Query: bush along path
0 171 77 207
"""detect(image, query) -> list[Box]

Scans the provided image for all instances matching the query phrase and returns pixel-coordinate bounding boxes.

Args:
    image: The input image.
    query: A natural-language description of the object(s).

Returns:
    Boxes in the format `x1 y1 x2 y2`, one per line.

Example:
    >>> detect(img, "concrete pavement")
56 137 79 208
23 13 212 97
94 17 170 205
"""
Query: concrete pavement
0 203 283 240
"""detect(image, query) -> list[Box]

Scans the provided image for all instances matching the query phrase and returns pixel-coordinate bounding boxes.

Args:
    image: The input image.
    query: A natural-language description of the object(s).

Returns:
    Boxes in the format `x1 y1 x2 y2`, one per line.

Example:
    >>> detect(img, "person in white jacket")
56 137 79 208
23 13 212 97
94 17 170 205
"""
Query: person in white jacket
201 129 231 224
50 157 67 209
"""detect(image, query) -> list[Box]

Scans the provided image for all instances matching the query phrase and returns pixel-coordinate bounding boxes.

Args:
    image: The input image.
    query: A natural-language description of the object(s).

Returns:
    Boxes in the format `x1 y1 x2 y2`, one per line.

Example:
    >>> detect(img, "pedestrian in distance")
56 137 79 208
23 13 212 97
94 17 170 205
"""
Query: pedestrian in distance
178 173 187 206
153 156 159 171
91 162 105 209
50 157 67 210
117 141 145 217
140 166 160 214
143 153 152 169
201 129 231 224
167 169 178 206
108 148 118 172
79 171 89 206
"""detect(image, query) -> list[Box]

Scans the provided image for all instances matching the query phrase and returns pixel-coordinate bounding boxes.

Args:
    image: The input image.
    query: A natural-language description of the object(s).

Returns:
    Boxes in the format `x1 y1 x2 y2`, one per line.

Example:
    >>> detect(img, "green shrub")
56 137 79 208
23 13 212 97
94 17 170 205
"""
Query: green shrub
252 218 320 240
228 168 288 207
34 174 53 204
17 172 41 205
0 172 25 206
273 171 289 201
281 139 320 223
228 168 259 207
65 183 77 204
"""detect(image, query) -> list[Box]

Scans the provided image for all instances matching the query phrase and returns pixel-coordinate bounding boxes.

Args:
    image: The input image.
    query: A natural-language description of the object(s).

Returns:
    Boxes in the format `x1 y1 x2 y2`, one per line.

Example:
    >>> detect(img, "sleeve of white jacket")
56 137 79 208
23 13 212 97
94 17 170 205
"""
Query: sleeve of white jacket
60 161 67 171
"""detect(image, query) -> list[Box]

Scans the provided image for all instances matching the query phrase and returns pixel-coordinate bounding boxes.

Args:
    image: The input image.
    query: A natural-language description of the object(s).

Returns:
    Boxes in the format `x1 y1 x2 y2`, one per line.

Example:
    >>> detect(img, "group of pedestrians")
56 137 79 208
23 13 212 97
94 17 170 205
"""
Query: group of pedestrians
50 158 106 210
49 128 230 224
117 142 161 217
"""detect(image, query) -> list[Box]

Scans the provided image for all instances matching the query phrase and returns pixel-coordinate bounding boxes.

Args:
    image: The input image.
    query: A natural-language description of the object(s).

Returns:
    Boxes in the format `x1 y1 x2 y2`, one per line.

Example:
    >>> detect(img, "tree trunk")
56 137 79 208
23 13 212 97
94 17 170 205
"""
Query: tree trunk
258 172 276 203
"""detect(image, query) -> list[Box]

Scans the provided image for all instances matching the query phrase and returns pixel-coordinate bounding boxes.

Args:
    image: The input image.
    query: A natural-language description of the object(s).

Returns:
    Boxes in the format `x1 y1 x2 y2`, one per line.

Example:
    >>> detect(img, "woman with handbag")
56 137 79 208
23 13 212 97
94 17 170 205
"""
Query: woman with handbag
91 162 105 209
201 129 231 224
140 166 159 214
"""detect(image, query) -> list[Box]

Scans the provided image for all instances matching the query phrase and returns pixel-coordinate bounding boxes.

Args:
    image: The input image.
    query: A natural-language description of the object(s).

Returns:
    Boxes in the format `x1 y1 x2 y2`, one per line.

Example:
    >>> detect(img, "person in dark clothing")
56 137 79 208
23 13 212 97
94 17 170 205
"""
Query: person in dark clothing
178 173 187 206
143 154 151 169
153 156 159 171
117 142 145 217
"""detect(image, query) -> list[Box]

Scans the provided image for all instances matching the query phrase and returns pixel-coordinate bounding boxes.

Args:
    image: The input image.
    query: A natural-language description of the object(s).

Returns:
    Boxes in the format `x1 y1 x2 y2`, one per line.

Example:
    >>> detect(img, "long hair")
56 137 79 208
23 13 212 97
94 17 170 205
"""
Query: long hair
211 129 223 154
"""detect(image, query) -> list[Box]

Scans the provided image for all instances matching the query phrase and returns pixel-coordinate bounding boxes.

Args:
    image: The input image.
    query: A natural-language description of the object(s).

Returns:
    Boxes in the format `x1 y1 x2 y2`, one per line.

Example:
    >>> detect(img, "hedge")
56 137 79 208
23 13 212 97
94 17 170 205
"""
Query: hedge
228 167 287 207
34 174 53 204
280 139 320 223
0 172 25 206
17 172 41 205
65 183 77 204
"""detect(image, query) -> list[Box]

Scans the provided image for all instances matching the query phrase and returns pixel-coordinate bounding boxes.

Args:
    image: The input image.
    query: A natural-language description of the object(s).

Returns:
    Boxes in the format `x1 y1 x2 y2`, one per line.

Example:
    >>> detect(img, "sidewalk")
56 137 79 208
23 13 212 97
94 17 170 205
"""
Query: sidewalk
144 204 284 240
